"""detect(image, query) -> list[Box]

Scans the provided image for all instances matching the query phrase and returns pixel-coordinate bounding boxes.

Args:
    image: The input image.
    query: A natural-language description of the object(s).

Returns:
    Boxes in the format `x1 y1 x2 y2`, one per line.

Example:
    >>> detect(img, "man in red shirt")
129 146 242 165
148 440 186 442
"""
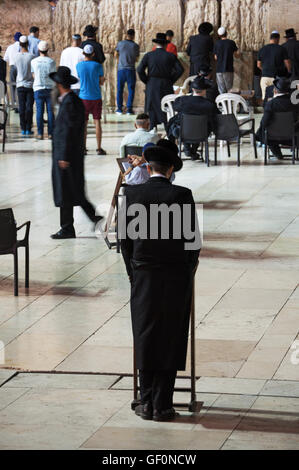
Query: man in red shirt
153 30 177 56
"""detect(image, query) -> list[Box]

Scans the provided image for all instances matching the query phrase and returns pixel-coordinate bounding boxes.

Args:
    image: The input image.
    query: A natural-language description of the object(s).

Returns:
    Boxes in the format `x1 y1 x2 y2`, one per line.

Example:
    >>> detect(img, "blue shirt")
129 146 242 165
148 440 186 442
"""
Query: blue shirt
28 36 40 57
76 60 103 100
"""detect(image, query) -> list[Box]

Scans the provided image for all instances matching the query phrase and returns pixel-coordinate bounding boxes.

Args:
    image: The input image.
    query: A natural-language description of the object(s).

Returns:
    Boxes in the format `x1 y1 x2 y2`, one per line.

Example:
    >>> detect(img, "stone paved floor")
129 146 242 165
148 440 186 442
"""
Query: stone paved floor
0 113 299 449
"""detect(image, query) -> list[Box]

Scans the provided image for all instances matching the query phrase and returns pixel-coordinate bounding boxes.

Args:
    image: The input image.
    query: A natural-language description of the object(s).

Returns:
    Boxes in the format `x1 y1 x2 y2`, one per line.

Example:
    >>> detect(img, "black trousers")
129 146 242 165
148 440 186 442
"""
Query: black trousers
17 87 34 131
60 199 96 232
139 369 177 411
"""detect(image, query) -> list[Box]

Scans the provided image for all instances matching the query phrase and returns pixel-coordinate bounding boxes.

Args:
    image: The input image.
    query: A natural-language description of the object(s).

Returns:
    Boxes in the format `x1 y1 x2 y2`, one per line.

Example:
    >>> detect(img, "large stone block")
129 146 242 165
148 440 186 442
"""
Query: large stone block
267 0 299 40
221 0 268 51
144 0 183 51
183 0 219 49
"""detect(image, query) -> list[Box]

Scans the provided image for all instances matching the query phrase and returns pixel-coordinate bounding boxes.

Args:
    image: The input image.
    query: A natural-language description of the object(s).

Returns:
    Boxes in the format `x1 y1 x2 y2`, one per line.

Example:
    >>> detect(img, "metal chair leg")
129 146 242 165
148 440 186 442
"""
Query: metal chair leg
214 137 217 166
205 140 209 167
264 142 268 165
237 137 241 167
25 245 29 289
14 250 18 296
227 141 231 157
253 133 258 159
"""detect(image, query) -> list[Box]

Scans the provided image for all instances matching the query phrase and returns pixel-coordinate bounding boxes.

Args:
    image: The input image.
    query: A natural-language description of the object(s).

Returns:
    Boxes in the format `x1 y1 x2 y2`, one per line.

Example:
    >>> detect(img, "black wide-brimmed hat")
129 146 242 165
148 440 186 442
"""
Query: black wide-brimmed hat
83 24 98 37
198 22 213 35
144 144 183 172
273 77 291 93
191 76 212 90
284 28 297 38
152 33 169 45
199 65 212 77
49 66 78 86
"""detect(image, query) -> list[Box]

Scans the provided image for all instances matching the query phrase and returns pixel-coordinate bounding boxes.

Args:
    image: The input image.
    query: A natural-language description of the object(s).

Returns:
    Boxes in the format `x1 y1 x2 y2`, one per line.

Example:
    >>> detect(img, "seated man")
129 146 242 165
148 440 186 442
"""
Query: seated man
119 113 159 157
167 76 218 160
198 65 219 103
256 77 299 159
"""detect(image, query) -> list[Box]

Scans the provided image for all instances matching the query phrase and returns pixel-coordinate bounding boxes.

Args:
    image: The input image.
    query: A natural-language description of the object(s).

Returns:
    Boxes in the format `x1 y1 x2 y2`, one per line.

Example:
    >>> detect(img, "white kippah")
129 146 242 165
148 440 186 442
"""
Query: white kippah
19 35 28 44
83 44 94 54
217 27 226 36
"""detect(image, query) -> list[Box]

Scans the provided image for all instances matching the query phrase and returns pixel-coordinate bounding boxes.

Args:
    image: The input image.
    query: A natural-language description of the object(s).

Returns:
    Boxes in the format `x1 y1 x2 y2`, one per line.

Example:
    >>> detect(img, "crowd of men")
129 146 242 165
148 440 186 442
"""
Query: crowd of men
1 21 299 423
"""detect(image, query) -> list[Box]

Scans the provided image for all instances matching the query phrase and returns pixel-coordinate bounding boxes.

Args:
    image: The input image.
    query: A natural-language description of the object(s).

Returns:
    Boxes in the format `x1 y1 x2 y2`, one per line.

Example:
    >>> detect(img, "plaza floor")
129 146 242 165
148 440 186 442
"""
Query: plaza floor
0 113 299 449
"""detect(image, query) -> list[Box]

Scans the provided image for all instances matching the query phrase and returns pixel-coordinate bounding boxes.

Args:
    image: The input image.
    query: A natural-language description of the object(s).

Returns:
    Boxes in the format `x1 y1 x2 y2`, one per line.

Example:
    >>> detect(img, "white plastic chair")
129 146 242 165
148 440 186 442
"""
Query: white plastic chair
216 93 254 144
161 94 179 121
178 75 197 96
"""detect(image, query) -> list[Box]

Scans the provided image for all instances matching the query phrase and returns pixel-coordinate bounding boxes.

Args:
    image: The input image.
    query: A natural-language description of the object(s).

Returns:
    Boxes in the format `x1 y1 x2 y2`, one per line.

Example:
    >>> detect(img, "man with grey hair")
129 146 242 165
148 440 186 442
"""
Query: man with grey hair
119 113 159 157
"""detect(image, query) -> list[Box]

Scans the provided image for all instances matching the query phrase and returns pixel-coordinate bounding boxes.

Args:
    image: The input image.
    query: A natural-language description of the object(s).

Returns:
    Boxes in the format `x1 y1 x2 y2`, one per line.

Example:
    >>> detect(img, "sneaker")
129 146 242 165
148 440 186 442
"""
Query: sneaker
115 110 123 115
25 130 34 137
126 110 134 115
21 130 26 136
97 148 107 155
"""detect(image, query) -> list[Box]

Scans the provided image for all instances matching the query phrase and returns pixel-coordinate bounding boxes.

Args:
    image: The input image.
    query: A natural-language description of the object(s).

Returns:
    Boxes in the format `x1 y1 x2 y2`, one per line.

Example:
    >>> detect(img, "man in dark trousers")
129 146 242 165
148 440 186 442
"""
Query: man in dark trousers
167 76 218 159
186 22 214 76
282 28 299 81
137 33 184 130
256 77 299 159
81 24 105 65
49 66 102 239
120 143 200 421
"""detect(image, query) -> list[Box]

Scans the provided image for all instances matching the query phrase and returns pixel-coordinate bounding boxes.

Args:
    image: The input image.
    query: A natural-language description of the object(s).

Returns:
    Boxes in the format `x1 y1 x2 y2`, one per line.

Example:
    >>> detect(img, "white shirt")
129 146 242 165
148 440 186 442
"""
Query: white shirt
119 128 159 157
60 46 84 89
4 42 20 66
31 56 56 91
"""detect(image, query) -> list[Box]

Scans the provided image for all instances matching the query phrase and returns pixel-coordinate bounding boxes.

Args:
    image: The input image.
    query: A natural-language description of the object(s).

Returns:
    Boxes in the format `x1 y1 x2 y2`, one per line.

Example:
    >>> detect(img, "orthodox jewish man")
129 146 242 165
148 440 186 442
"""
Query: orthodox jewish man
120 143 201 421
50 66 102 239
137 33 184 130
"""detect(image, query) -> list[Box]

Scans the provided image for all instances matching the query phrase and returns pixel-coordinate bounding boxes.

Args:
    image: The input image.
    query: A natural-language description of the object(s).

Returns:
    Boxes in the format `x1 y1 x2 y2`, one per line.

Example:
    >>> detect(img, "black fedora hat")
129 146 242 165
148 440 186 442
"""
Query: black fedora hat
49 66 78 86
144 144 183 172
199 65 212 77
198 22 213 35
284 28 297 38
83 24 98 37
273 77 291 93
191 76 212 90
152 33 169 45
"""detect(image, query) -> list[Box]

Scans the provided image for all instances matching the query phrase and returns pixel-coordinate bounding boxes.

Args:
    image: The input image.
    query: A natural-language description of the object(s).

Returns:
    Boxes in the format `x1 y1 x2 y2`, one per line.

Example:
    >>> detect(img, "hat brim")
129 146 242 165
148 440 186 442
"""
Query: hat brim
144 146 183 172
284 32 297 37
273 79 290 93
152 38 170 45
49 71 78 85
192 82 212 90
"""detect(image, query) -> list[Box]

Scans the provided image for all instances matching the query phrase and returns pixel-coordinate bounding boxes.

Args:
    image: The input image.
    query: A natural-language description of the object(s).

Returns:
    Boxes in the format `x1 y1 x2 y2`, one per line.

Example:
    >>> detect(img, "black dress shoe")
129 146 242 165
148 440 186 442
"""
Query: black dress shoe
153 408 179 422
135 403 153 420
50 229 76 239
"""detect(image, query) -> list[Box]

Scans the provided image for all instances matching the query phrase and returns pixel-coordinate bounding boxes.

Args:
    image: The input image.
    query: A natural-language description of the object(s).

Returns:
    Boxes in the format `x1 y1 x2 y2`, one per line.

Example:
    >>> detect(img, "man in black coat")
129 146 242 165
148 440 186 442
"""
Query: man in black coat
282 28 299 81
137 33 184 130
81 25 105 65
256 77 299 158
120 142 200 421
186 22 214 76
167 76 218 160
49 66 102 239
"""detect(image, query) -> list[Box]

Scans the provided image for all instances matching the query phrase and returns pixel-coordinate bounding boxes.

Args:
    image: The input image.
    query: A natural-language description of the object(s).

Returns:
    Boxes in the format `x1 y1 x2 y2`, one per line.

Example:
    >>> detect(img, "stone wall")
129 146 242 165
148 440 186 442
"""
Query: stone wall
1 0 298 110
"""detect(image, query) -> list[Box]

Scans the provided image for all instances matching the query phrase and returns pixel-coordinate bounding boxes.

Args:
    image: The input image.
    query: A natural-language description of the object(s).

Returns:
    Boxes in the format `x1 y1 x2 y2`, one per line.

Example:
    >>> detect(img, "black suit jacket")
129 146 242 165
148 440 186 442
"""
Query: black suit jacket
120 177 200 277
261 94 299 129
186 34 214 74
173 94 218 133
282 39 299 79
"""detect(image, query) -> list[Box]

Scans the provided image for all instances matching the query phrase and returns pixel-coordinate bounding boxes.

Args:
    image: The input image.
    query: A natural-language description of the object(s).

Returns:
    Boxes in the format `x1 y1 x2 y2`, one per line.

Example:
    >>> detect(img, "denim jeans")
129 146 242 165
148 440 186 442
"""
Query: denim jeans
117 69 136 112
34 88 55 136
17 87 34 131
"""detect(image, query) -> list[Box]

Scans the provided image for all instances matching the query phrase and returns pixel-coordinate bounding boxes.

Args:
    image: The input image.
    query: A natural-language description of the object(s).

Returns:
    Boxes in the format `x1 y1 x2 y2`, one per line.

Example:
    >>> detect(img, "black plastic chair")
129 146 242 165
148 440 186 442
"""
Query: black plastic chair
124 145 143 158
0 209 30 296
214 114 257 167
263 112 298 165
0 108 8 152
178 114 210 166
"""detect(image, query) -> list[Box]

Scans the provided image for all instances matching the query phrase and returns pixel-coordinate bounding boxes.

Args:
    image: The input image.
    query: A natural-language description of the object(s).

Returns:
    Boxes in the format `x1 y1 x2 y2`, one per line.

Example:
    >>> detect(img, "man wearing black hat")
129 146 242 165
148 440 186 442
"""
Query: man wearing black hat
137 33 184 130
256 77 299 159
198 65 219 103
81 25 105 64
186 22 214 76
167 76 218 159
282 29 299 81
120 143 200 421
49 66 102 239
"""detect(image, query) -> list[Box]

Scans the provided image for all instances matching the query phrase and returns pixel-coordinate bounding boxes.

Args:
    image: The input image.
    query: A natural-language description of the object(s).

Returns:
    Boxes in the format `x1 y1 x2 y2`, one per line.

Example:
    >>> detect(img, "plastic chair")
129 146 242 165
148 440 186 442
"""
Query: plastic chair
263 112 298 165
161 94 179 121
178 75 197 96
214 114 257 166
0 209 31 296
0 108 7 152
216 93 253 121
178 114 210 166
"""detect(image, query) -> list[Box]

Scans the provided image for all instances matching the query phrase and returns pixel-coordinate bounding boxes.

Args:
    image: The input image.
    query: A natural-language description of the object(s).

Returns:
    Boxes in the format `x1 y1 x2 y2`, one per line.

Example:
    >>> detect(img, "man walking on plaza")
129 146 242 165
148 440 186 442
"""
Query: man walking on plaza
31 40 56 140
214 27 239 94
4 32 22 112
81 24 105 64
137 33 184 129
49 66 103 239
115 29 140 115
14 35 34 136
258 31 291 99
120 144 200 421
76 44 106 155
60 34 84 95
